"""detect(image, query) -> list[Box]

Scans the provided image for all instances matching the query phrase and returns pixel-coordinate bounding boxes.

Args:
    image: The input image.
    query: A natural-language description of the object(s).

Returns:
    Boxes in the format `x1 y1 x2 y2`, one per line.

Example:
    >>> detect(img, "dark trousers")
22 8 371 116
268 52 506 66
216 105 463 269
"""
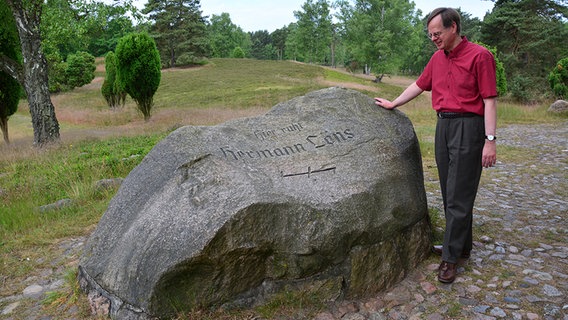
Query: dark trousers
435 116 485 264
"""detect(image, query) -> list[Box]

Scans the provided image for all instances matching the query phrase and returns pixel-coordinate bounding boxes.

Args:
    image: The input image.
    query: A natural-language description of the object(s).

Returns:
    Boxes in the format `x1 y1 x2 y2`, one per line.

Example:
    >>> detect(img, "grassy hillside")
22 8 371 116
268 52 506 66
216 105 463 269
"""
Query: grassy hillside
0 58 564 319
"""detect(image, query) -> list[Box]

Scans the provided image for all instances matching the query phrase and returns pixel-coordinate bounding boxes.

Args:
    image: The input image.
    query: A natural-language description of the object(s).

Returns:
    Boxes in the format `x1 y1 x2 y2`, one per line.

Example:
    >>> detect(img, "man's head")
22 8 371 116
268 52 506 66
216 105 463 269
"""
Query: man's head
427 8 462 51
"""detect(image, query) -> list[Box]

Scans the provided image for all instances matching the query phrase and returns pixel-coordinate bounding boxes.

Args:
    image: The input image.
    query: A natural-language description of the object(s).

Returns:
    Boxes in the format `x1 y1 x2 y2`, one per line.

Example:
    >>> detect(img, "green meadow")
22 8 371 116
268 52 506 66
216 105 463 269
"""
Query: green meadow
0 58 563 318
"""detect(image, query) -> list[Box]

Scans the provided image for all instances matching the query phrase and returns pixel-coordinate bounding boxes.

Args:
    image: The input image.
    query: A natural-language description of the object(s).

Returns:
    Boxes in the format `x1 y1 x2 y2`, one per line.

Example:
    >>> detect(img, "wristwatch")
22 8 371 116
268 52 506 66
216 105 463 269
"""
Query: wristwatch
485 135 496 141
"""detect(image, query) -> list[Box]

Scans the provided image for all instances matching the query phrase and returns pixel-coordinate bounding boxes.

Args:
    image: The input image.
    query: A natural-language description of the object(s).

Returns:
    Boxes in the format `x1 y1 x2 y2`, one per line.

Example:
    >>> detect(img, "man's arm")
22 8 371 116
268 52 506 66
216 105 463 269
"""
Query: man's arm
482 97 497 168
374 82 424 109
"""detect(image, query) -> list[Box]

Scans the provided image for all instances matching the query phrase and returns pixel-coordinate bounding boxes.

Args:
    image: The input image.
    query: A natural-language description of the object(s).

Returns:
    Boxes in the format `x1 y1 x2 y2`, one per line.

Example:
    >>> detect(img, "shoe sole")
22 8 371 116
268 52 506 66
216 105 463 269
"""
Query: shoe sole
437 276 456 283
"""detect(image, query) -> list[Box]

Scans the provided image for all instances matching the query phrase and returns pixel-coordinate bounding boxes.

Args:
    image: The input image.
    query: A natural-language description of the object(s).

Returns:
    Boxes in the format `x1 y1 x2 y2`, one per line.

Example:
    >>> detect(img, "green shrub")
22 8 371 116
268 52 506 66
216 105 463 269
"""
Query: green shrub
115 32 161 121
175 52 207 67
549 57 568 99
65 51 96 89
46 53 68 93
101 52 114 105
494 55 507 97
232 46 245 59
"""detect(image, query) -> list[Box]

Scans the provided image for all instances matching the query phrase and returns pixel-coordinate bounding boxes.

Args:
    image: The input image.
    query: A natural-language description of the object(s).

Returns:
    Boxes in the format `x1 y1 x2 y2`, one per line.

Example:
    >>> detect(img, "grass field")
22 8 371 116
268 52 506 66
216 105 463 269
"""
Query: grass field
0 58 565 319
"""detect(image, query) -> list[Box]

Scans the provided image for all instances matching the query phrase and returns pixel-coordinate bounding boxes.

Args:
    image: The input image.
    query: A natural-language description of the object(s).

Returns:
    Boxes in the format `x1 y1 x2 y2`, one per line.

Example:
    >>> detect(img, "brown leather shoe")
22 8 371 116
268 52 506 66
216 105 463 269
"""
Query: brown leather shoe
438 261 457 283
431 245 471 259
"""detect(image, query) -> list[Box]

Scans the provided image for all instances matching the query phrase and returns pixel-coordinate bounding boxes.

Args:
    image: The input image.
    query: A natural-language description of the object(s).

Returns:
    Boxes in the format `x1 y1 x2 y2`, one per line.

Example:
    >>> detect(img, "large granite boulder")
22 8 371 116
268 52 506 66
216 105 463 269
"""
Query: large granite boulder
79 87 431 319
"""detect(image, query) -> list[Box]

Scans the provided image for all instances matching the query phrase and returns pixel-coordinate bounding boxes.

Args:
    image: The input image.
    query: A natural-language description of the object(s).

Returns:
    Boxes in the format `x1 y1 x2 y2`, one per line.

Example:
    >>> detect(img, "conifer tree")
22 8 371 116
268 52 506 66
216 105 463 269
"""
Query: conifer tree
143 0 209 67
101 51 126 109
0 0 23 144
115 33 161 121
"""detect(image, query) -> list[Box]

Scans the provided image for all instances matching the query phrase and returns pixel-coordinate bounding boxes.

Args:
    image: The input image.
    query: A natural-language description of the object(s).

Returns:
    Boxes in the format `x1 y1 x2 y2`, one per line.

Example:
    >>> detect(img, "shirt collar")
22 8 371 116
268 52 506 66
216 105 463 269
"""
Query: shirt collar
445 36 468 57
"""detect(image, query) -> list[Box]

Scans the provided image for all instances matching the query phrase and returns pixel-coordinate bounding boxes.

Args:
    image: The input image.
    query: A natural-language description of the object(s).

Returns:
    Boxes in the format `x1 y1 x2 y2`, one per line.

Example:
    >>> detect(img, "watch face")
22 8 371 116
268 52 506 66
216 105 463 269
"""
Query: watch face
486 135 495 141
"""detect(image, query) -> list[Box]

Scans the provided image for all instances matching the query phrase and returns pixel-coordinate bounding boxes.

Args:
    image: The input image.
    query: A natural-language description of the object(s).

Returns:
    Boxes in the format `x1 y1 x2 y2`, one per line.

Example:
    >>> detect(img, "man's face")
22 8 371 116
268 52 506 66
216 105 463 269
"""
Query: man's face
427 15 456 51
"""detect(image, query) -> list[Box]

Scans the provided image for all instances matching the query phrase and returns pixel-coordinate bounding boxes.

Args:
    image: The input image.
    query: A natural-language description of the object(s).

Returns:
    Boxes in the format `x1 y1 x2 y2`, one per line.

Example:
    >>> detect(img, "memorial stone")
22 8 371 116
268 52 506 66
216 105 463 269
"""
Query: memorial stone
79 87 431 319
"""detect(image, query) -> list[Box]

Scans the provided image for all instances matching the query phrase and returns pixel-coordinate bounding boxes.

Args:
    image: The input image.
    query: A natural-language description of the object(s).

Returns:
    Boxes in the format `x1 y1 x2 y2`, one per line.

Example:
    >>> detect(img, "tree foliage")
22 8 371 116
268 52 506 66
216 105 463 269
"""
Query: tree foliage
0 0 22 144
232 46 245 58
250 30 276 60
549 57 568 99
41 0 137 58
336 0 419 75
41 0 88 58
481 0 568 97
115 33 161 121
289 0 333 64
41 0 136 93
207 13 251 58
101 51 126 108
46 52 68 93
65 51 96 88
284 23 302 61
459 9 484 42
46 51 95 92
143 0 209 67
271 26 290 60
83 3 138 57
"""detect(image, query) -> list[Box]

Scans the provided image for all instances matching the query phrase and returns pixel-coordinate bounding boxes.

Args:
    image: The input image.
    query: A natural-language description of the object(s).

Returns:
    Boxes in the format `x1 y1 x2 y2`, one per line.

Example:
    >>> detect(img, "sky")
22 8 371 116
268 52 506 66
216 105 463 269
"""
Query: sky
198 0 496 33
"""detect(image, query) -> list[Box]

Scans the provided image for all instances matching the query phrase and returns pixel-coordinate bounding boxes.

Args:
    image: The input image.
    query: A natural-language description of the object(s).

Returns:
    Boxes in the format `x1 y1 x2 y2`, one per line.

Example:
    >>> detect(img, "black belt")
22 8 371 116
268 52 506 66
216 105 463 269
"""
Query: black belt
437 112 479 119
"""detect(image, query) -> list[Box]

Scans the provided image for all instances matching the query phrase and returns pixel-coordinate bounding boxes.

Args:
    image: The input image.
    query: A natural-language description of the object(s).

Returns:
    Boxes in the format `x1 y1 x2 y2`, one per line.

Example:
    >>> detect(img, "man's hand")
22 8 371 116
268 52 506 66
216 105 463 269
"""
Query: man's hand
374 97 396 110
373 82 424 110
482 141 497 168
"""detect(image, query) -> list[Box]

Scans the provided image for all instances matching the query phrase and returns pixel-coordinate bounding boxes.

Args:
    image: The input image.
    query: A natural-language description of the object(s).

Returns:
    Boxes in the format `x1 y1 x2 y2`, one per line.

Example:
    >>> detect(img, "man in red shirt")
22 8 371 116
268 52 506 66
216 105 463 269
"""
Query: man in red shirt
374 7 497 283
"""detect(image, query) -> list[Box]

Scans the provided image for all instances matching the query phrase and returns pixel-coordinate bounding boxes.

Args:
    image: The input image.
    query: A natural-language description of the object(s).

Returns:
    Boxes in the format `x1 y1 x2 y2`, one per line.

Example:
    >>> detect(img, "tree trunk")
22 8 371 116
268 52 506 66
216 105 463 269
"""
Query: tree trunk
6 0 60 146
330 41 336 68
169 38 175 67
372 74 385 83
0 116 9 144
23 50 60 146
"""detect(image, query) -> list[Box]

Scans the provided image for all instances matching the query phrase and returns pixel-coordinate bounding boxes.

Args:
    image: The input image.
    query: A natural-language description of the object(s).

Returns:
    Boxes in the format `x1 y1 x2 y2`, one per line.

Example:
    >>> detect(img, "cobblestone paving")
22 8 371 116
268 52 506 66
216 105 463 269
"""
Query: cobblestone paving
1 122 566 320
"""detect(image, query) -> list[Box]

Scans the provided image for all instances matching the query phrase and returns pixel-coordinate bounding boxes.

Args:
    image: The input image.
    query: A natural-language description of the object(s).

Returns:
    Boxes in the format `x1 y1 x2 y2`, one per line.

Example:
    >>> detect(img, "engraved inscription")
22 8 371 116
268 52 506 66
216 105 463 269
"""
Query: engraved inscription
220 128 355 162
220 144 307 161
306 129 354 148
280 123 303 133
254 123 304 141
281 166 336 178
254 129 276 141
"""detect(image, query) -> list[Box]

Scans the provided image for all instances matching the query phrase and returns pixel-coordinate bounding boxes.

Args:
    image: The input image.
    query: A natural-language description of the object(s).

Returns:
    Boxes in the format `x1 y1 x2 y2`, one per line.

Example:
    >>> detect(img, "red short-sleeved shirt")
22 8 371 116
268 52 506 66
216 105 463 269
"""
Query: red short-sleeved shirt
416 37 497 116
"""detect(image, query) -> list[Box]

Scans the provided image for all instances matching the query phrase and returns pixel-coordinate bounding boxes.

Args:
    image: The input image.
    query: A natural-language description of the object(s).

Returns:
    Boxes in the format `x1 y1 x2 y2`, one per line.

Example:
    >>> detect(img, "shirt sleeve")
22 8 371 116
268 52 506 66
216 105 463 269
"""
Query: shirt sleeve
416 58 433 92
477 50 498 99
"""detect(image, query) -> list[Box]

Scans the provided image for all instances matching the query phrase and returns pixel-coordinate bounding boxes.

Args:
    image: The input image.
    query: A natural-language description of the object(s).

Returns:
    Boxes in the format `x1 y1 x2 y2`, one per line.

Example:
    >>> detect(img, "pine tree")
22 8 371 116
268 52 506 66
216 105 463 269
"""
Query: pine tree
143 0 209 67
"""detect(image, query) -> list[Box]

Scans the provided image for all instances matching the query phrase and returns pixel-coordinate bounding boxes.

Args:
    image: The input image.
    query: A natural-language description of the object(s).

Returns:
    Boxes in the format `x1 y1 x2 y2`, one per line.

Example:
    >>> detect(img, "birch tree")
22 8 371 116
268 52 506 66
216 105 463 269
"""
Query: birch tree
0 0 60 146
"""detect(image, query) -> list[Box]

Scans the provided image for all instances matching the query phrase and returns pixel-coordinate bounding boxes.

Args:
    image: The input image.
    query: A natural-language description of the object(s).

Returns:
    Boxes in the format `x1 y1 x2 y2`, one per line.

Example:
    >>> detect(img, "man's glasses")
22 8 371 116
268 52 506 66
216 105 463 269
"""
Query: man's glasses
428 30 444 39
